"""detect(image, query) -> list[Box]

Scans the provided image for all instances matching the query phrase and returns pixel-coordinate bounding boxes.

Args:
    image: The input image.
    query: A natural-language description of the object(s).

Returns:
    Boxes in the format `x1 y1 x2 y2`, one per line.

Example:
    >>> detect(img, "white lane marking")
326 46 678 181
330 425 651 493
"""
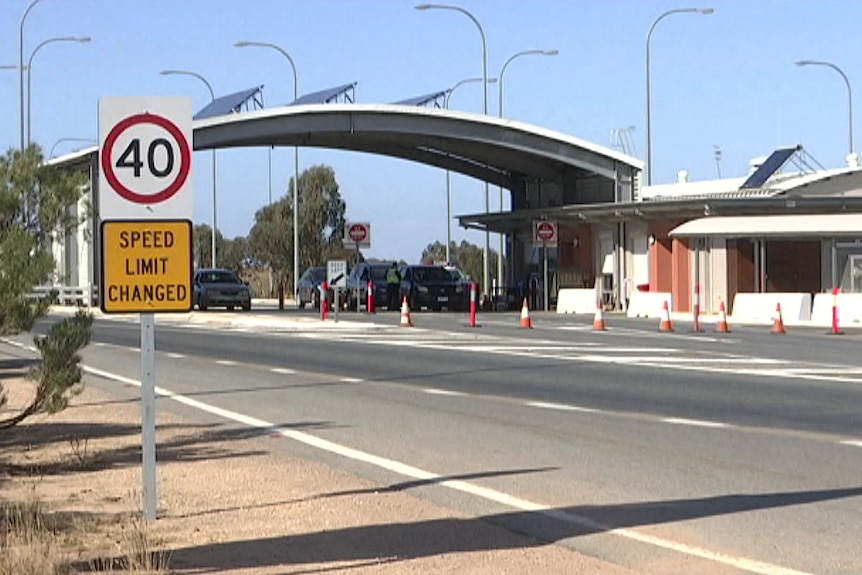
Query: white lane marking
422 388 467 397
92 341 110 347
527 401 600 413
164 352 185 359
663 418 729 429
270 367 296 375
340 377 364 383
840 440 862 448
125 346 139 352
79 362 811 575
215 359 239 366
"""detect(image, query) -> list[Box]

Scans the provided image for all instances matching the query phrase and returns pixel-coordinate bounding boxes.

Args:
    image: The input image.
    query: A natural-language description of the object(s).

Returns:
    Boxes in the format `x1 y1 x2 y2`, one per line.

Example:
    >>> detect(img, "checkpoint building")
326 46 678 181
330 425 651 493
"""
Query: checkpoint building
45 83 862 320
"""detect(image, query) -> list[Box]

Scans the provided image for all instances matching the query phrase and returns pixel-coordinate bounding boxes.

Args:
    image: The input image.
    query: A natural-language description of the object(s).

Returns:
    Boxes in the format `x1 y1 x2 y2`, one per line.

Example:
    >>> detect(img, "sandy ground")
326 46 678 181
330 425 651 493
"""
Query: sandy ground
0 349 641 574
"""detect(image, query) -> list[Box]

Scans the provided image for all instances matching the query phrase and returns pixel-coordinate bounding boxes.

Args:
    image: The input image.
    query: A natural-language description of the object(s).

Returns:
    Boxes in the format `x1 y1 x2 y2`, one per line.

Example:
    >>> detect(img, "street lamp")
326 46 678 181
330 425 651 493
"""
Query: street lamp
27 36 90 146
416 2 491 297
443 76 497 264
498 48 557 295
646 7 713 185
796 60 854 158
160 69 218 268
49 137 96 159
234 40 301 300
19 0 46 150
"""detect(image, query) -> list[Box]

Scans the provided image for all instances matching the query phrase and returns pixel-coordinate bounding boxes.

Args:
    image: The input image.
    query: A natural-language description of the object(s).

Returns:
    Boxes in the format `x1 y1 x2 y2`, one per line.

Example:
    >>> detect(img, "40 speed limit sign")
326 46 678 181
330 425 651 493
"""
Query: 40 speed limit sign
99 97 194 220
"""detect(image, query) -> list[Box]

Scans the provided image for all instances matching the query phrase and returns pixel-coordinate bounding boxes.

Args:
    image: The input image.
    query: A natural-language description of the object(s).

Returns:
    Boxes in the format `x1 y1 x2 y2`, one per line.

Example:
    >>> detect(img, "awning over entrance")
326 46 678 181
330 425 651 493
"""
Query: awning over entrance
670 214 862 238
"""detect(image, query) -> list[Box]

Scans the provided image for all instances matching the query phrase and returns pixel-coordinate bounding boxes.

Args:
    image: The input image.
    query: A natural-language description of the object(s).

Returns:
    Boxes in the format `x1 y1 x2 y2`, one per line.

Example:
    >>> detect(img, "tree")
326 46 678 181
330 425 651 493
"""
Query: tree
420 240 500 290
192 223 226 269
0 145 93 429
220 236 250 273
248 164 350 290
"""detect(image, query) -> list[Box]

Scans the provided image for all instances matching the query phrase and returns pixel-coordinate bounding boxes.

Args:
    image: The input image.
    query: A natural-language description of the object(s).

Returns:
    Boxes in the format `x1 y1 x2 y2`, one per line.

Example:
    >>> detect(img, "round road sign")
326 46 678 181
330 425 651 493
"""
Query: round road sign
100 112 191 205
348 223 368 243
536 221 556 242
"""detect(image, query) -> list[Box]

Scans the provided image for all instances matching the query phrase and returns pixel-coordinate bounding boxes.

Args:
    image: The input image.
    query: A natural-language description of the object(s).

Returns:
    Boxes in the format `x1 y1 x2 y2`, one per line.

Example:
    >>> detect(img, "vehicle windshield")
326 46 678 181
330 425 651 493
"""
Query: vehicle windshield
199 270 241 284
307 268 326 282
370 266 389 281
412 267 452 283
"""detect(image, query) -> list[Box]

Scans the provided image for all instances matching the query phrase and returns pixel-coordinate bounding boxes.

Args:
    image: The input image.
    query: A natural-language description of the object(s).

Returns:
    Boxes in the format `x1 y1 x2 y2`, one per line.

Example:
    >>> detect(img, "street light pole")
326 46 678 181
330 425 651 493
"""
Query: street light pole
234 41 300 300
416 3 491 297
443 77 494 264
27 36 90 146
646 7 713 185
19 0 45 151
796 60 854 158
160 69 218 268
498 49 557 295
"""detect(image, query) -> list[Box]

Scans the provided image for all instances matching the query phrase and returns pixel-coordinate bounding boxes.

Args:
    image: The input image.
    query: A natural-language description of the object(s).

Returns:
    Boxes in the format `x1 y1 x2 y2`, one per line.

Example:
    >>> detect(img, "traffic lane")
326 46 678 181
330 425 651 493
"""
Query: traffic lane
67 340 862 575
72 317 862 439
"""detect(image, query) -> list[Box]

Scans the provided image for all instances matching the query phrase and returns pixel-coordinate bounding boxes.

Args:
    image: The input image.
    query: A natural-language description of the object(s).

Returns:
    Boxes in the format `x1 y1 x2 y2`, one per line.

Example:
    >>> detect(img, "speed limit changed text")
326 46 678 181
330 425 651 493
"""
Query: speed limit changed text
100 220 193 314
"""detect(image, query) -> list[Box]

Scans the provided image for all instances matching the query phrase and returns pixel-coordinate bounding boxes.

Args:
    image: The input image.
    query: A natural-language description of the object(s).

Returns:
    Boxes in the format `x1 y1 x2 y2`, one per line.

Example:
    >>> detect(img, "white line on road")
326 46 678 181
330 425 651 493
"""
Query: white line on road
77 362 811 575
422 388 467 397
215 360 239 366
339 377 364 383
663 418 730 429
270 367 296 375
840 440 862 448
526 401 600 413
164 352 185 359
125 346 139 352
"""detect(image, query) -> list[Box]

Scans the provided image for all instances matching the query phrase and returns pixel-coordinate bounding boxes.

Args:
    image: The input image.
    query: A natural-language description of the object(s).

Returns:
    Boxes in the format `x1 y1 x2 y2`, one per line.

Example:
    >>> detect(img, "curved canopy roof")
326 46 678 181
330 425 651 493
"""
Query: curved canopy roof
192 103 642 190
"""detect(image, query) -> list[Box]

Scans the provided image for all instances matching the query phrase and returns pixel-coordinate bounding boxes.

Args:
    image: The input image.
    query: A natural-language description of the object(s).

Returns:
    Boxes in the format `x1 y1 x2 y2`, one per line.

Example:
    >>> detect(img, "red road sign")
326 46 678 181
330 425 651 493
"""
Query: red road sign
535 221 557 243
348 223 369 243
100 112 192 205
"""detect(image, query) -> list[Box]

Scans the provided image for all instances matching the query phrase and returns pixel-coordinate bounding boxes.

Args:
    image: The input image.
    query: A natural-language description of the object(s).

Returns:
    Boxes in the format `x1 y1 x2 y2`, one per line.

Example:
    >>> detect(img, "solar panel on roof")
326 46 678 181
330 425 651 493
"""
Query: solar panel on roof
289 82 356 106
193 86 264 120
739 146 800 189
392 90 448 107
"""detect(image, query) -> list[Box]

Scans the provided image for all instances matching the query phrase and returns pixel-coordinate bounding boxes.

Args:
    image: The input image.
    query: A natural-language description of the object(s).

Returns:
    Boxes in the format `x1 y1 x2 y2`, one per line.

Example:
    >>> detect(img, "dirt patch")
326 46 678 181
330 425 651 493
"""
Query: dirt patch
1 354 641 574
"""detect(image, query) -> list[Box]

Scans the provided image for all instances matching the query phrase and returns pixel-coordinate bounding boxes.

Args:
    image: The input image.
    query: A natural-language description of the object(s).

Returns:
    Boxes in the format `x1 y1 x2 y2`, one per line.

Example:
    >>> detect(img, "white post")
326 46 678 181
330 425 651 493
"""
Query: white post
140 312 157 521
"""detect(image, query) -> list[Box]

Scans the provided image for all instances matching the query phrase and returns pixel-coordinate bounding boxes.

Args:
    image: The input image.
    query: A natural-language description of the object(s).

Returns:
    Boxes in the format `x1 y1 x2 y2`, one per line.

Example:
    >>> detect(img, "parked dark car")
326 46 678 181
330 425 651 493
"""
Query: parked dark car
193 268 251 311
399 264 468 311
344 262 392 310
296 266 327 309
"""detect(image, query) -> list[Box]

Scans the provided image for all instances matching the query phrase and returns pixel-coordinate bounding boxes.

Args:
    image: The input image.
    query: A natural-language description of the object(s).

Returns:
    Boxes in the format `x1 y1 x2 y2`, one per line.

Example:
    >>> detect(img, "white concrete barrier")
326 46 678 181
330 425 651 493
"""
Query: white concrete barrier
626 291 672 318
730 293 812 324
811 292 862 327
556 288 599 314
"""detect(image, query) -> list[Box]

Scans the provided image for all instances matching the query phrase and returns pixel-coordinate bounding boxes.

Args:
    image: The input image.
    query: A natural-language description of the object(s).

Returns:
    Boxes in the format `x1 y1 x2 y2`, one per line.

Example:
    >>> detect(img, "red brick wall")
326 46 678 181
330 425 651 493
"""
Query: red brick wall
766 241 821 293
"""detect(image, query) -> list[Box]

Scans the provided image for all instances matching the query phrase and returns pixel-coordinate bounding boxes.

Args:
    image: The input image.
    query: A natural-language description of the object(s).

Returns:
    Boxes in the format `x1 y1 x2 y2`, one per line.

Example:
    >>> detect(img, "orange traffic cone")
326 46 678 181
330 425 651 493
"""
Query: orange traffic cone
659 300 674 332
715 300 730 333
593 301 607 331
399 296 414 327
771 303 786 334
520 298 533 329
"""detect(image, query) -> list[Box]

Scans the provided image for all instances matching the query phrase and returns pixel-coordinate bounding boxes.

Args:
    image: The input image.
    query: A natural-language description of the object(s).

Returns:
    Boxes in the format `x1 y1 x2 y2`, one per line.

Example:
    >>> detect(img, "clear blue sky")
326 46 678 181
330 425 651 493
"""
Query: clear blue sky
1 0 857 262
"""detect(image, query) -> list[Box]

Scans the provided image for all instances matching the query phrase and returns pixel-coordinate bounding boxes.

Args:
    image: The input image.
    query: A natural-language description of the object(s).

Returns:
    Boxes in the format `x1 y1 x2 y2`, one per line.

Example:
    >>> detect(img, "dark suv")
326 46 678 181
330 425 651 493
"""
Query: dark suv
344 262 392 310
399 264 467 311
193 268 251 311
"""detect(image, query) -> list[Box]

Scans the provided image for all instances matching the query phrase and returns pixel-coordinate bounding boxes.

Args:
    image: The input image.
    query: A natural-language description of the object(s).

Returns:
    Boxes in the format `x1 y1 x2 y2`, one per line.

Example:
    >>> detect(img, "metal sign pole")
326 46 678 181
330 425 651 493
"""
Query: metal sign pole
334 287 340 323
356 242 361 313
543 242 549 312
140 312 157 521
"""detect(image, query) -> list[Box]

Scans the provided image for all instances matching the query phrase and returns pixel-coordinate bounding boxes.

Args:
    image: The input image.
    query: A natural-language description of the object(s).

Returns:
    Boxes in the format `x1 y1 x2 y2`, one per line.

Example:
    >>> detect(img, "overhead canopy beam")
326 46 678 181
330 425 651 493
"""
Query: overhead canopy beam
670 214 862 238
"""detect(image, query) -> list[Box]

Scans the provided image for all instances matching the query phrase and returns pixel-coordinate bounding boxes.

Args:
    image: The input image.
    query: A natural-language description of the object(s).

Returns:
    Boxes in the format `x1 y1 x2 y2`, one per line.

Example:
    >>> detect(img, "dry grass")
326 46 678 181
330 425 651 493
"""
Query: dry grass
0 489 171 574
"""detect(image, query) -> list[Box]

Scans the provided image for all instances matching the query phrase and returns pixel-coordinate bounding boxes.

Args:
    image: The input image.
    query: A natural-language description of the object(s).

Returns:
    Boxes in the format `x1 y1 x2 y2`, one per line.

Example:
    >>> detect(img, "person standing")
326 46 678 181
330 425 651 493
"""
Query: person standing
386 262 401 311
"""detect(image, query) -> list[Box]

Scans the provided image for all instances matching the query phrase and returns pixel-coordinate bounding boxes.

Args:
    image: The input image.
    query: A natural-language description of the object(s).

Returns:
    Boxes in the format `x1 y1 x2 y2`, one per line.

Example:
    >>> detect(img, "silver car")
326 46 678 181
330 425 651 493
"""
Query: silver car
193 268 252 311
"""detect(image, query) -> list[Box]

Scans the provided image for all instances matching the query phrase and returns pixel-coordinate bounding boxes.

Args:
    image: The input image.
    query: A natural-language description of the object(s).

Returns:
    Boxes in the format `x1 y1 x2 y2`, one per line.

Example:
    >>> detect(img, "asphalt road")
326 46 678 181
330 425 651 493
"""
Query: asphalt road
9 309 862 574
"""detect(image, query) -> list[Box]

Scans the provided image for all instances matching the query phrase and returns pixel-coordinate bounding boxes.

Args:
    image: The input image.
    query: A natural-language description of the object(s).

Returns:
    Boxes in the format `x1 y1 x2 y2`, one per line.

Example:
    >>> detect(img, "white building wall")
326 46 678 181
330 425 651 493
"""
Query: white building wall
708 237 728 313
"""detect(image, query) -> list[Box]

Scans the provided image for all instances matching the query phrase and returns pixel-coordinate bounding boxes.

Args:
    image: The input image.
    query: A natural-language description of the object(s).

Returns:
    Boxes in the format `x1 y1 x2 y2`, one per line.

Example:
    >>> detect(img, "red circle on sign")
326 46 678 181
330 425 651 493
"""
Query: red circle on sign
348 224 368 243
100 113 191 205
536 222 556 241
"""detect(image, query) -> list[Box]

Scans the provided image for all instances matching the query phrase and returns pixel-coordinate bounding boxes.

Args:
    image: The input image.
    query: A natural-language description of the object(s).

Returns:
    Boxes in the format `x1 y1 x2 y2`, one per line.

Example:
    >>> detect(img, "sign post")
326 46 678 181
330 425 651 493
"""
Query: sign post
345 223 371 313
99 96 193 521
533 221 557 312
327 260 347 323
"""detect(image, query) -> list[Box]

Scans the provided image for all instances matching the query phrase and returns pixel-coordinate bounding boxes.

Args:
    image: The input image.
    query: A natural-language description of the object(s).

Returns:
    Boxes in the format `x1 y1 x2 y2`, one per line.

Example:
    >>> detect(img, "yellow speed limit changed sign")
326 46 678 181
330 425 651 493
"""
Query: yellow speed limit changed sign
100 220 193 313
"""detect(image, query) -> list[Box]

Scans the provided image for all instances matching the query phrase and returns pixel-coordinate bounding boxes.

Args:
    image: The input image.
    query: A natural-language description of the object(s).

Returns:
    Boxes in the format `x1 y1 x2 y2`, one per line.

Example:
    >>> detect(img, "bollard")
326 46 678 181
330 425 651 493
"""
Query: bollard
277 282 284 310
321 281 329 321
831 287 843 335
367 280 375 314
469 282 477 327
